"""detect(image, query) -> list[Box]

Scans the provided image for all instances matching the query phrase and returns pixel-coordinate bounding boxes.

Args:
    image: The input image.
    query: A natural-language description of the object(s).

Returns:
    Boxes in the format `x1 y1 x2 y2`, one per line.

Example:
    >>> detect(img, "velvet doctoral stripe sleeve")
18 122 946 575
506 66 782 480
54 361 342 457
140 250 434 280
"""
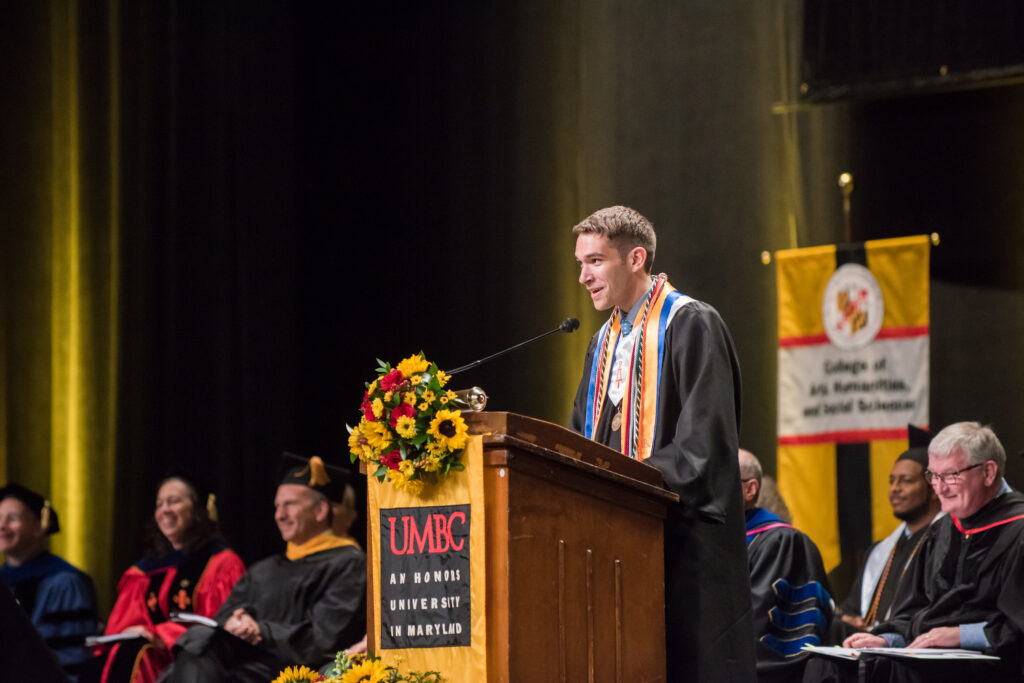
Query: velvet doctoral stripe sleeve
748 527 834 683
643 302 742 522
34 568 100 667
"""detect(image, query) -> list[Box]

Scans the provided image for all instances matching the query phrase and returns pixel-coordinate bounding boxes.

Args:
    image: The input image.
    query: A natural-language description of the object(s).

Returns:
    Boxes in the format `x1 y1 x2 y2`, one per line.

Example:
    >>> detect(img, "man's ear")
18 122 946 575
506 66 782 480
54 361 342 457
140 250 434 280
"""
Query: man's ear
983 460 999 487
314 500 330 524
628 246 648 273
750 478 761 504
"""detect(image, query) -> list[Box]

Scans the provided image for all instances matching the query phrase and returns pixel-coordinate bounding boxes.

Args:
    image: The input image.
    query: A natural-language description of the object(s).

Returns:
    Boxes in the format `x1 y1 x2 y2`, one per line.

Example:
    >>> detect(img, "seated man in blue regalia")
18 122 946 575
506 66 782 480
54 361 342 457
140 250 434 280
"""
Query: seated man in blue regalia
740 449 833 683
0 483 99 679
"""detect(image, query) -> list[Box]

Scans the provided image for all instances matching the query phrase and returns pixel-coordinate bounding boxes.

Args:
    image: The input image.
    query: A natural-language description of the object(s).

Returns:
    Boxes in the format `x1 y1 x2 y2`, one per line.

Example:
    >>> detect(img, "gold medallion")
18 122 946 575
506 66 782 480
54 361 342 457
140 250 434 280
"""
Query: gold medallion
611 410 622 431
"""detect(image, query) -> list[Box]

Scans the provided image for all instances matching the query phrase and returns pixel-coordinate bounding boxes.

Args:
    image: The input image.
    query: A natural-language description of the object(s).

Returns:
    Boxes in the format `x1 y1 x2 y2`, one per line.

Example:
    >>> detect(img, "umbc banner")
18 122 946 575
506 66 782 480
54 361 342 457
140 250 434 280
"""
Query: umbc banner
368 435 488 681
775 235 929 576
379 504 471 648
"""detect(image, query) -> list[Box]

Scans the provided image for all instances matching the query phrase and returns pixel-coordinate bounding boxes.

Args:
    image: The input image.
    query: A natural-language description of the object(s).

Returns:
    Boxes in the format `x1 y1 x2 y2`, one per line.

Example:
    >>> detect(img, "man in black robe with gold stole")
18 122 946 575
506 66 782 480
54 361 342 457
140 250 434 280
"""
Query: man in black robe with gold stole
164 456 365 682
805 422 1024 683
570 206 755 683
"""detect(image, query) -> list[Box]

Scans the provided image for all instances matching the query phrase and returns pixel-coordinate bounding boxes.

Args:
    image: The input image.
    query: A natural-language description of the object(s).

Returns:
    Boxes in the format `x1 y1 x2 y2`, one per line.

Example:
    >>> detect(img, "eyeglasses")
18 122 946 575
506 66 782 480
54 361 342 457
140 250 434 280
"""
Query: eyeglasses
923 462 985 486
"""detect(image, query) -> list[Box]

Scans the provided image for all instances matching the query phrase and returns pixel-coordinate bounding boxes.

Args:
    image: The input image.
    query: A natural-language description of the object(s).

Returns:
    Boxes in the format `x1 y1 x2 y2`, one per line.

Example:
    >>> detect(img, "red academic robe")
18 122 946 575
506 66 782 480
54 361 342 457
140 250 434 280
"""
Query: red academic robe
99 541 245 683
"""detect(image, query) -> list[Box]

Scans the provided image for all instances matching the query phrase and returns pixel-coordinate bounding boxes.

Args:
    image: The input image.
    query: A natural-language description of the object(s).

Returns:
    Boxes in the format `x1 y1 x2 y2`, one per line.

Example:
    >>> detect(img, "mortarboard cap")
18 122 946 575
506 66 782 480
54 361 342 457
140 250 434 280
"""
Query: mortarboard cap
278 452 350 503
896 424 933 469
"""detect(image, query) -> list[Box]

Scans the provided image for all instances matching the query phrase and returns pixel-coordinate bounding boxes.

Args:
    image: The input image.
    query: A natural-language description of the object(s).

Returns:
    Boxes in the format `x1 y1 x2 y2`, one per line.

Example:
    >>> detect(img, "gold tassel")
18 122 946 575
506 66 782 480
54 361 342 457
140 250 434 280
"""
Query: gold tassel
206 493 218 522
306 456 331 487
40 500 52 533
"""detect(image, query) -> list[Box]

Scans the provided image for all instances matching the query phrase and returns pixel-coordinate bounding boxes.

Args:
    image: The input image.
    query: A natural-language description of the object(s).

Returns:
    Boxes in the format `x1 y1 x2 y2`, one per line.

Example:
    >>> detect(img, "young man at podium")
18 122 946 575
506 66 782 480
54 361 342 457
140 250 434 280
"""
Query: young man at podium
570 206 756 683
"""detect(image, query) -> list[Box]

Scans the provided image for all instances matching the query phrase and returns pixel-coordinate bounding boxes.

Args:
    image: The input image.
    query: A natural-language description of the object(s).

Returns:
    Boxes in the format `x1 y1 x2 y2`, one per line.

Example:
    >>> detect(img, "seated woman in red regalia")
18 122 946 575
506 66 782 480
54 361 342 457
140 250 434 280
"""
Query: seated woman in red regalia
98 473 246 683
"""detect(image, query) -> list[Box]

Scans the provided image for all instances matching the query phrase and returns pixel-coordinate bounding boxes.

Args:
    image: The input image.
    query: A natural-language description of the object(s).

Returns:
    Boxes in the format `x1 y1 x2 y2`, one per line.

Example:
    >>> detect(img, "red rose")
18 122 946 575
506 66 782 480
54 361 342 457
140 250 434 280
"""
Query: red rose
389 402 415 428
361 390 376 422
381 450 402 470
380 368 405 392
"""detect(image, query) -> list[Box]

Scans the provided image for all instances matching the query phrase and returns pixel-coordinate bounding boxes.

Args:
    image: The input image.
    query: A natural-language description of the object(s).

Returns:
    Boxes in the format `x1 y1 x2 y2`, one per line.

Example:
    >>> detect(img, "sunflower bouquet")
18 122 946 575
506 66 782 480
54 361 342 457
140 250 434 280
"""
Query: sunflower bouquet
271 652 442 682
347 353 470 496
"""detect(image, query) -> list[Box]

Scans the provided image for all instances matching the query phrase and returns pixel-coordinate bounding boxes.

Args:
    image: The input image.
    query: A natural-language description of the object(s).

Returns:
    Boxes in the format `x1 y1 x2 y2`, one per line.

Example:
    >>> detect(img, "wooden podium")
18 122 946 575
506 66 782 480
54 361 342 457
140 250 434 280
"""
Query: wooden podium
367 412 677 682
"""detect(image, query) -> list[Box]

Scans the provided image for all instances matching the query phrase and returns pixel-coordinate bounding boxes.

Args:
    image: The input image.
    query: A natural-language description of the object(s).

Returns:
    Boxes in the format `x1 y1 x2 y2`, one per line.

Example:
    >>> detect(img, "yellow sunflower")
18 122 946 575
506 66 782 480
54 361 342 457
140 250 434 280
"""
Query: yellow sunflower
395 415 417 439
428 409 469 452
445 389 458 401
438 396 449 404
425 440 447 457
387 468 425 496
397 354 430 378
398 459 416 477
347 425 377 463
421 389 436 404
436 369 451 387
417 402 429 412
402 391 417 405
420 454 443 472
410 374 423 386
362 421 393 451
272 665 320 683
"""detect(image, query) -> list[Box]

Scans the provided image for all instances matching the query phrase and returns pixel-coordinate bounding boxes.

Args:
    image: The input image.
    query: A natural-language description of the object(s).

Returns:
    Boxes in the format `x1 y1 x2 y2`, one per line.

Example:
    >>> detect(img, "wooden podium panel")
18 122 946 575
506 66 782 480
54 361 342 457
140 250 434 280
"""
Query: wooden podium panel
367 412 676 682
470 413 675 683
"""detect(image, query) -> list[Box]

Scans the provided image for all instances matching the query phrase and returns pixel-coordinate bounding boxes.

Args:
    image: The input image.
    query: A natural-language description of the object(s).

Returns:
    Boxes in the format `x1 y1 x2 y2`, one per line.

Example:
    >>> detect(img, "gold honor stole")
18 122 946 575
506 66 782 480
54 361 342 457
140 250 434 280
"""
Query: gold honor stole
584 274 693 461
368 435 487 679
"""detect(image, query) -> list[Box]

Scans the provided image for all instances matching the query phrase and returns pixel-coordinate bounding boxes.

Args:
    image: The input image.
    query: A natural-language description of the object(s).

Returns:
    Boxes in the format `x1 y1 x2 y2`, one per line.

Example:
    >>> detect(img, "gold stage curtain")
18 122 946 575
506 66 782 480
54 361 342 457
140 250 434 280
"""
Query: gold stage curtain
1 0 120 610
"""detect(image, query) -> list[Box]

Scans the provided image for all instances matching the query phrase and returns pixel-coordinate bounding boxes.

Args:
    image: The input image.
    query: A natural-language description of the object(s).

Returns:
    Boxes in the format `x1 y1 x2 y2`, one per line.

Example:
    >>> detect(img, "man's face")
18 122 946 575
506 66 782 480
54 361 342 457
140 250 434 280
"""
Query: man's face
928 448 995 519
0 497 44 563
888 459 933 521
274 484 326 545
575 233 645 312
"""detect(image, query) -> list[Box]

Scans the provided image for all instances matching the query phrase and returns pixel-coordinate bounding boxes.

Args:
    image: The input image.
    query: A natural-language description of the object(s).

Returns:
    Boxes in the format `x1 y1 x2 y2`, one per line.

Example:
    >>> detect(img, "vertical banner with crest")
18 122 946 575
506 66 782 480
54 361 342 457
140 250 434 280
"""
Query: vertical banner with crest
367 435 488 681
775 235 929 575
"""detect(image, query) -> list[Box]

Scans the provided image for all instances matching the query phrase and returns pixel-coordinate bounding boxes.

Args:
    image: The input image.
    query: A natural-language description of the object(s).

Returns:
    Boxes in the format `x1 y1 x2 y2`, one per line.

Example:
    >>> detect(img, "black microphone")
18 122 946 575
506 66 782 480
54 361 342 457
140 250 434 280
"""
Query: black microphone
446 318 580 376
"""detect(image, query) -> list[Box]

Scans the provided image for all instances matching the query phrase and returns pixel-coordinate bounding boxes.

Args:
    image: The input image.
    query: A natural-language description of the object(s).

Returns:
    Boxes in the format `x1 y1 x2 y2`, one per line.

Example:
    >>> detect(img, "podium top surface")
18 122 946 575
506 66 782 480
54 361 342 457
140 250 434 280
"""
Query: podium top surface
464 411 678 504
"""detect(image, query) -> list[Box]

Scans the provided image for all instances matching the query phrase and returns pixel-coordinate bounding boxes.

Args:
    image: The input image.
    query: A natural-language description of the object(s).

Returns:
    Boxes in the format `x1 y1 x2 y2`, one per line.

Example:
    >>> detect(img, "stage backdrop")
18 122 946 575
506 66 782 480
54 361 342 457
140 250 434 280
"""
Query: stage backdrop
776 235 930 579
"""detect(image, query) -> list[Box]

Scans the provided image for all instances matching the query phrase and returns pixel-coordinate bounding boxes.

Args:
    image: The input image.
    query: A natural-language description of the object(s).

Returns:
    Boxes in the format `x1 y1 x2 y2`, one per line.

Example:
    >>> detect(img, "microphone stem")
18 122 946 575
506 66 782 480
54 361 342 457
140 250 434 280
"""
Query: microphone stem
446 327 564 376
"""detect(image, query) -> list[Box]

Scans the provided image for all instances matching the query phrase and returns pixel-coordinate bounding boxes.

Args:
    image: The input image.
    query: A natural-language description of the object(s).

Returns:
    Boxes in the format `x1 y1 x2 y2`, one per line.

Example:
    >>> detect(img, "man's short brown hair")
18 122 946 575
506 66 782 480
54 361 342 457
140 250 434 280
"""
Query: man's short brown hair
572 205 657 273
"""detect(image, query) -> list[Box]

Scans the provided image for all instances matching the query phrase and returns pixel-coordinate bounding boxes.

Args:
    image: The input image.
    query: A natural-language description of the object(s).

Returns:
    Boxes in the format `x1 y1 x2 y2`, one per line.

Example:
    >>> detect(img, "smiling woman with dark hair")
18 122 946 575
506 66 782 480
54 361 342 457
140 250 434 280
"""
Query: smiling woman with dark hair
97 474 246 683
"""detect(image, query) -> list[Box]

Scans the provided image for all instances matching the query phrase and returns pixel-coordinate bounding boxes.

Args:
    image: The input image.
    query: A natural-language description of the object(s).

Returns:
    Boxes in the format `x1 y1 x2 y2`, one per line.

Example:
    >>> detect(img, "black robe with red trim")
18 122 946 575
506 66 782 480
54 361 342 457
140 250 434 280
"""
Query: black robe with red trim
874 490 1024 676
804 490 1024 683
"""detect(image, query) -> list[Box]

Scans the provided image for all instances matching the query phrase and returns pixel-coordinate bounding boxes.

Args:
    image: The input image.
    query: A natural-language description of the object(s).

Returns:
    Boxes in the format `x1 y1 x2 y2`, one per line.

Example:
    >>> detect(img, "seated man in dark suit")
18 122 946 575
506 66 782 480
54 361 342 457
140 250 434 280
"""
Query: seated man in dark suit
163 455 366 682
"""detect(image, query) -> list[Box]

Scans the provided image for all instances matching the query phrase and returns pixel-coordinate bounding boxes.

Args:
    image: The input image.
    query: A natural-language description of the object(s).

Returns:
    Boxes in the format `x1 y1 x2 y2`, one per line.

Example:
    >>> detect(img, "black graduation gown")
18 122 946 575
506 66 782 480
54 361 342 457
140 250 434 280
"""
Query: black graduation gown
876 491 1024 676
805 491 1024 683
570 300 756 683
747 509 834 683
169 545 366 682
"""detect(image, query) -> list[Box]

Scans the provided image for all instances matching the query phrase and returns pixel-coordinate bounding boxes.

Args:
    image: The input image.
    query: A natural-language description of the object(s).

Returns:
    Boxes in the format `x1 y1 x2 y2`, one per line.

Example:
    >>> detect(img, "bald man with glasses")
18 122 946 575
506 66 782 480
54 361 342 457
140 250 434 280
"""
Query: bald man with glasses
805 421 1024 683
